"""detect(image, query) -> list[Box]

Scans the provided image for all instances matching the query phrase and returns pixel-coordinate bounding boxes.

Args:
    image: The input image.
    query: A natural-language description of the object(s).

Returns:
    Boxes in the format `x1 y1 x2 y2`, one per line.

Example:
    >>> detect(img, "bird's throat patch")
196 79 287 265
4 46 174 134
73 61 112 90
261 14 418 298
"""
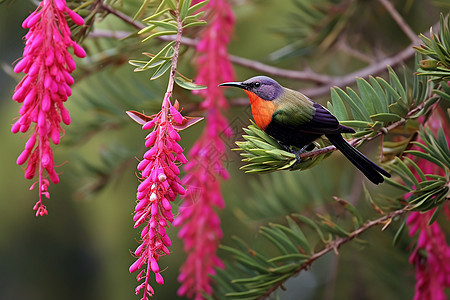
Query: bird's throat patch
244 90 276 130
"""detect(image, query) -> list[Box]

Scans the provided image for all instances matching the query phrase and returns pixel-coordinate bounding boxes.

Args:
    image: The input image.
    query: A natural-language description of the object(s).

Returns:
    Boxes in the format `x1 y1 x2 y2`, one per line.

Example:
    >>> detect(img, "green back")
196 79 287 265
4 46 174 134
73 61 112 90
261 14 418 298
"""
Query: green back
272 88 315 127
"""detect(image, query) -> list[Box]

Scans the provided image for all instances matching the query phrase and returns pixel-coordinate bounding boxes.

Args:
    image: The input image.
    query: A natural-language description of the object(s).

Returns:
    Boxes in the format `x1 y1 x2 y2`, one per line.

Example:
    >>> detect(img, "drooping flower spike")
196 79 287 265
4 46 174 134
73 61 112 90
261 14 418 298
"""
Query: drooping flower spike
175 0 235 298
127 104 203 299
12 0 85 216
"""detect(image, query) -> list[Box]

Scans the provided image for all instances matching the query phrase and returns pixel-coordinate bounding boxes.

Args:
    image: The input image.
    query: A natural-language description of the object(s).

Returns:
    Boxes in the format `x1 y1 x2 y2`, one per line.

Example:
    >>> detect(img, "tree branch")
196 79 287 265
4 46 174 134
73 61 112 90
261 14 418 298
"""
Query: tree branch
377 0 418 43
95 4 439 99
259 206 410 299
298 96 432 160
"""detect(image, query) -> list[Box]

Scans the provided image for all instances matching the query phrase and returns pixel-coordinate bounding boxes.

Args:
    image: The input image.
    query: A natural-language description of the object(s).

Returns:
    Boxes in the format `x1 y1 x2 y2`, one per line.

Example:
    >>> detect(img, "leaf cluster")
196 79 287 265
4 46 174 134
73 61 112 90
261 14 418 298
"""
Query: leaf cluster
270 0 356 60
415 13 450 81
235 121 332 174
129 0 208 90
327 63 435 136
212 199 385 300
383 127 450 219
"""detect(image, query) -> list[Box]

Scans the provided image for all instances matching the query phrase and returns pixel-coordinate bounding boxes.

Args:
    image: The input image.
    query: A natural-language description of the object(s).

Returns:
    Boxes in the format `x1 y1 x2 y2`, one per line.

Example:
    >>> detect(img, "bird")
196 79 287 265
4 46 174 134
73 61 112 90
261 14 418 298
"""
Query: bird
219 75 390 184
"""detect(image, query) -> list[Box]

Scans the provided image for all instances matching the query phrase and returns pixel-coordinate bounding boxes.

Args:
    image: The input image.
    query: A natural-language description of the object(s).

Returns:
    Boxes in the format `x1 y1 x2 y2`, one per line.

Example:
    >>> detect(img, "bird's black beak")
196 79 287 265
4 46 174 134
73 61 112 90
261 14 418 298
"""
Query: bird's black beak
218 81 247 90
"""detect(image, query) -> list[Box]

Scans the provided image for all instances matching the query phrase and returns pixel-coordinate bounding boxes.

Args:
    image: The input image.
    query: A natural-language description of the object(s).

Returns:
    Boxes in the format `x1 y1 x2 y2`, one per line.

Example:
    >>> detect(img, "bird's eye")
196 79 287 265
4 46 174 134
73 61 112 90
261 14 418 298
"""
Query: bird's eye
254 82 261 88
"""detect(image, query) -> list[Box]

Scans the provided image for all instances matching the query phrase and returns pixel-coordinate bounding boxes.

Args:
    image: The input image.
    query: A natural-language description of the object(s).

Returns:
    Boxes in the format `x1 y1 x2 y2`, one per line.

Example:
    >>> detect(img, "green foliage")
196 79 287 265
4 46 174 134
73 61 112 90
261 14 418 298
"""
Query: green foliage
415 13 450 81
270 0 355 60
384 127 450 215
129 0 208 90
235 163 354 221
213 203 404 299
327 63 435 136
235 121 332 174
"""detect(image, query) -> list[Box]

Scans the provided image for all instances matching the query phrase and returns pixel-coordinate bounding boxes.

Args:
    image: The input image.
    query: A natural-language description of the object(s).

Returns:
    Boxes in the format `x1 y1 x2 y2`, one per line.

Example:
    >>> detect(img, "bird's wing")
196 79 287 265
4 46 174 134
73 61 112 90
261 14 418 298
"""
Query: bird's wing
272 90 340 133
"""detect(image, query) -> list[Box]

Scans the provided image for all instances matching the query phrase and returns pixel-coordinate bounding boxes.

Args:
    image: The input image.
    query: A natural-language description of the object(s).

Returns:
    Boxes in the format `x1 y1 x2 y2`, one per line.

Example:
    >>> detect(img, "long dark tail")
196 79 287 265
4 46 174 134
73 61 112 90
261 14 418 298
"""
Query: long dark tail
326 134 391 185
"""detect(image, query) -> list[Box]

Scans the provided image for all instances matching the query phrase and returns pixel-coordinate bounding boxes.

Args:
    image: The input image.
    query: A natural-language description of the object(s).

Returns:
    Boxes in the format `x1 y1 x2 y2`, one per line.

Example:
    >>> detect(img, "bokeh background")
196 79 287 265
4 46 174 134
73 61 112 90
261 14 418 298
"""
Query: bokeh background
0 1 447 299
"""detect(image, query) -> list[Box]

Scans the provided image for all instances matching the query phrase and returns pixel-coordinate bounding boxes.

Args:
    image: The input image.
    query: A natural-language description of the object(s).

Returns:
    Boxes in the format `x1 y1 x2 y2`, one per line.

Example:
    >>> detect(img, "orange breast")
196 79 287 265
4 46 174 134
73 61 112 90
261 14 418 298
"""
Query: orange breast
245 90 276 130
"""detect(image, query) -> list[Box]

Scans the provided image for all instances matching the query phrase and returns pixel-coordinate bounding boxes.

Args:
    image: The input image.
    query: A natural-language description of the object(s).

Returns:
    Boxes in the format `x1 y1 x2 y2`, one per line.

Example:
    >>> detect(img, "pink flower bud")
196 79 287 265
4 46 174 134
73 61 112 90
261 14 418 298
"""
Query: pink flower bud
129 257 143 273
12 86 25 102
171 141 183 154
135 198 149 211
143 118 157 130
161 233 171 247
51 128 60 145
14 58 29 74
150 216 157 228
54 0 66 11
159 218 167 227
66 9 85 26
162 198 171 211
62 70 74 85
65 54 76 72
155 272 164 285
45 51 55 66
144 147 157 159
150 257 159 273
177 153 188 164
145 131 157 147
28 62 40 76
72 43 86 58
171 181 186 195
60 105 71 125
133 210 144 222
137 159 150 171
42 93 51 112
168 126 181 141
140 225 149 238
159 226 167 237
23 88 37 107
134 243 145 256
25 134 36 150
44 73 53 89
48 169 60 184
22 11 37 28
169 162 180 175
16 149 31 165
151 203 158 215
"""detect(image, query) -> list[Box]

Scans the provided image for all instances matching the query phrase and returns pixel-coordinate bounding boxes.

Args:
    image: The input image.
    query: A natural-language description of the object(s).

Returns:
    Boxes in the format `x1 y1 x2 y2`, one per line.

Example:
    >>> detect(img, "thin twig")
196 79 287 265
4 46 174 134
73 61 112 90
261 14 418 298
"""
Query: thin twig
377 0 418 43
258 206 410 299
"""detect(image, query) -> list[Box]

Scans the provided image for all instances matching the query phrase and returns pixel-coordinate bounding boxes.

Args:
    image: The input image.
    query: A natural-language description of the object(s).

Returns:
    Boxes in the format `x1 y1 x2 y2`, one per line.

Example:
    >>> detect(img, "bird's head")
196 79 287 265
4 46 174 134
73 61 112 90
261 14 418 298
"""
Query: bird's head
219 76 283 101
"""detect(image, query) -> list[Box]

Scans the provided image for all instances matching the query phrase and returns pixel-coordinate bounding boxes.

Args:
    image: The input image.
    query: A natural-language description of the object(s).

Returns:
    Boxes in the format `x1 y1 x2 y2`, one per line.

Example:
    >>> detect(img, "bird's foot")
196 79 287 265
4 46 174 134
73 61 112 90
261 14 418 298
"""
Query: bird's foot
293 144 311 163
278 142 314 163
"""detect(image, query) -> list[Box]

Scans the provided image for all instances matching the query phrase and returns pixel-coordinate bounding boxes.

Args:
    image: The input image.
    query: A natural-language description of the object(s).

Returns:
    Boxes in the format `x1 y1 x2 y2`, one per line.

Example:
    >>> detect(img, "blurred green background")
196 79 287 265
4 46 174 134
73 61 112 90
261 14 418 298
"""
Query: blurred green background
0 1 447 299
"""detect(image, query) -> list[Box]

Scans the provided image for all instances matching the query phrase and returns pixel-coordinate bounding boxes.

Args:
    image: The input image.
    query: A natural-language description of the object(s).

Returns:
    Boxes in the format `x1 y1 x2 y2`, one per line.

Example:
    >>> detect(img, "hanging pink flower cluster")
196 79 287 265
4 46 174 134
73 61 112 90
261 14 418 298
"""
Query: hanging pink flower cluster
174 0 235 298
406 109 450 300
407 209 450 300
129 96 188 299
12 0 85 216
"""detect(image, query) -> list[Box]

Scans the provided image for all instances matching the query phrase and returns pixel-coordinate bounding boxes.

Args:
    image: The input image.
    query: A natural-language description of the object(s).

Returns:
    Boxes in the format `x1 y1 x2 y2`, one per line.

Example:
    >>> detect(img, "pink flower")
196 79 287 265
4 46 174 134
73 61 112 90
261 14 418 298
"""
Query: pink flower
12 0 85 216
407 209 450 300
130 96 187 300
175 0 235 298
406 109 450 300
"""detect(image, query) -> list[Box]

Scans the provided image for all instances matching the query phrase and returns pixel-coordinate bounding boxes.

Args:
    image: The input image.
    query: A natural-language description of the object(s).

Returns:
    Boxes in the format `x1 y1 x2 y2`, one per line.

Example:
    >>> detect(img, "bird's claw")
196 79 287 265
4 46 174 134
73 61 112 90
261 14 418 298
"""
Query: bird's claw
279 142 312 163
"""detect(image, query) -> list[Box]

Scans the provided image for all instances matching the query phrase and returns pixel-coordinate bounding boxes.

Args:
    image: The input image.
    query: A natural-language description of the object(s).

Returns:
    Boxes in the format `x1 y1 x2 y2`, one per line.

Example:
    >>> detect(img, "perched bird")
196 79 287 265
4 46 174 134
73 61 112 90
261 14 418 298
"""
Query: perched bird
219 76 390 184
